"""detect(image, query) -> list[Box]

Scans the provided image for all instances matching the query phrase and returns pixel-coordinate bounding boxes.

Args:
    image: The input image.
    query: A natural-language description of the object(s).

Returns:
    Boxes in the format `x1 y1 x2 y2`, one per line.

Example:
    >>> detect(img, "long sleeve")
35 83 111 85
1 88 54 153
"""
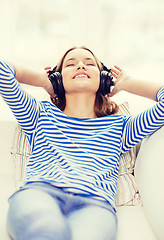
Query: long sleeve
121 87 164 154
0 60 40 146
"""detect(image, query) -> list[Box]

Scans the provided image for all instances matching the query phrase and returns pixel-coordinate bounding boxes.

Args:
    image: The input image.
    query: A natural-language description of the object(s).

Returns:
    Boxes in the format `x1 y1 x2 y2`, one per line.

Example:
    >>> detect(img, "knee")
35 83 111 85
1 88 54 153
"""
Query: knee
7 189 71 240
7 210 71 240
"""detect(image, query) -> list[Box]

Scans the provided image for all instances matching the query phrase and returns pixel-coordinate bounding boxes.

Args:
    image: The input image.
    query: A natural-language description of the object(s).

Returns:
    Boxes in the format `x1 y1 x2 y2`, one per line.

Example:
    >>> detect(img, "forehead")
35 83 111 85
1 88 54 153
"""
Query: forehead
64 48 95 62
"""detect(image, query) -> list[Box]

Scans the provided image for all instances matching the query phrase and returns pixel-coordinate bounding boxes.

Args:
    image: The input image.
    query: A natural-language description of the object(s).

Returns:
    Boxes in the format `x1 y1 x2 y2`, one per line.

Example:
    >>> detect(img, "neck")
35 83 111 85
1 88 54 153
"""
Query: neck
63 93 96 119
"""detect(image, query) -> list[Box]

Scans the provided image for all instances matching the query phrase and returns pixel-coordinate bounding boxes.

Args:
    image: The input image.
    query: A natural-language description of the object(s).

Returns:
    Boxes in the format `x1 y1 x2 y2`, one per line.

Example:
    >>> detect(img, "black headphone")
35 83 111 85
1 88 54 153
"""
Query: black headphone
48 62 114 97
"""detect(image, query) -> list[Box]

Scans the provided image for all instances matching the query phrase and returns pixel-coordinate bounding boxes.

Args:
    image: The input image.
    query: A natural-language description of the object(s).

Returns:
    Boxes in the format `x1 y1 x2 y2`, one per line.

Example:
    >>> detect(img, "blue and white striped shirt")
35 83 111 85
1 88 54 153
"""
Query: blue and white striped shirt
1 60 164 211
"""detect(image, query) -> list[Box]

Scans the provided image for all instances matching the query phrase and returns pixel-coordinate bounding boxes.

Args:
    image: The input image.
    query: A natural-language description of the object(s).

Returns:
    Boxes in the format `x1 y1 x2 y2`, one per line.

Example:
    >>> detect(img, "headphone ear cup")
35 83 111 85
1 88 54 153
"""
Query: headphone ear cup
49 72 65 97
99 70 114 95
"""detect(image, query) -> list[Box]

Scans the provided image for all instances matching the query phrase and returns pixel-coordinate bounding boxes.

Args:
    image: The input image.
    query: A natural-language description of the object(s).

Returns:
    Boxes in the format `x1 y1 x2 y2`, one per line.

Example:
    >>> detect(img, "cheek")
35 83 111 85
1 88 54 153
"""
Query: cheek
62 77 68 91
94 71 100 87
61 70 70 89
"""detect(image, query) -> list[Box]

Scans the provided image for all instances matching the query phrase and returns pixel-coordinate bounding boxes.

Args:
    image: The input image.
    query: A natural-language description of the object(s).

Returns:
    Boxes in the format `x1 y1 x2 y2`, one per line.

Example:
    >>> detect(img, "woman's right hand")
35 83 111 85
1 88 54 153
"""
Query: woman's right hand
44 66 57 99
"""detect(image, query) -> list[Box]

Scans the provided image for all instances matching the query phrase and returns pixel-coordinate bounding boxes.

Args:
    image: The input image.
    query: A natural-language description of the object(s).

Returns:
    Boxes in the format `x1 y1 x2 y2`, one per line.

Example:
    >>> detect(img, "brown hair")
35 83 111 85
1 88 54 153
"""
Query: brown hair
51 46 118 117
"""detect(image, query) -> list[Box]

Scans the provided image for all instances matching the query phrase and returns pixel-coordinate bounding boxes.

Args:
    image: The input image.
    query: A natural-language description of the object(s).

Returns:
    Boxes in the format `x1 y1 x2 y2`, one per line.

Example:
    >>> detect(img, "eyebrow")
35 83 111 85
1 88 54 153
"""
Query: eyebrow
65 58 76 62
65 57 95 63
85 57 95 61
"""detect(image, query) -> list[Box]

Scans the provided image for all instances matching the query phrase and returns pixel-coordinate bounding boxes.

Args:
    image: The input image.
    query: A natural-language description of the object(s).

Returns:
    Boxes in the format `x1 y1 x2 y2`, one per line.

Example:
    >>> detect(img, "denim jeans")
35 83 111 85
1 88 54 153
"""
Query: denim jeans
7 181 117 240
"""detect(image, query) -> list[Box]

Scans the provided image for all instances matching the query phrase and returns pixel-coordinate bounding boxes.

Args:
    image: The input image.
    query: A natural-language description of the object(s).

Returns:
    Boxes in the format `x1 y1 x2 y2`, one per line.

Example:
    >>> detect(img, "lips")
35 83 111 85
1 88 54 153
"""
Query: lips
73 73 90 79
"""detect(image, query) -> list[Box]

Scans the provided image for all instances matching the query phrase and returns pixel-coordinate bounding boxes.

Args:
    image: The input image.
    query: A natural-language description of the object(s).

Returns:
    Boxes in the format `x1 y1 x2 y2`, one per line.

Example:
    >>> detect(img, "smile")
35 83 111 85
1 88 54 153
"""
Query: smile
74 74 89 79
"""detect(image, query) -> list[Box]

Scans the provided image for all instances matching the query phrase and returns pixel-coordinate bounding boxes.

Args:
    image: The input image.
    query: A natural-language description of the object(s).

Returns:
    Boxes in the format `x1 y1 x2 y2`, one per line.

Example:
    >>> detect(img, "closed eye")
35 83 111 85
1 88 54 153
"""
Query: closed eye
87 63 95 66
66 64 74 67
85 58 96 66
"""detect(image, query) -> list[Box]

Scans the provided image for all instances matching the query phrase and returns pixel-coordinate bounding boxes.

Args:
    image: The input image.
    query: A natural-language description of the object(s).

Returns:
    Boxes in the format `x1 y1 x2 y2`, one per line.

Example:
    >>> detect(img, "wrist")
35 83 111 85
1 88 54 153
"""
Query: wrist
43 71 56 98
121 76 133 92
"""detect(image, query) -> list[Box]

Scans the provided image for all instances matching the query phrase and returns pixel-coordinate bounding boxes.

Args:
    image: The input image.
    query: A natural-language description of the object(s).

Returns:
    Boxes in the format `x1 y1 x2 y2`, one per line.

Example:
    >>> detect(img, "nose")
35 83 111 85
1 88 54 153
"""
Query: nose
76 61 86 70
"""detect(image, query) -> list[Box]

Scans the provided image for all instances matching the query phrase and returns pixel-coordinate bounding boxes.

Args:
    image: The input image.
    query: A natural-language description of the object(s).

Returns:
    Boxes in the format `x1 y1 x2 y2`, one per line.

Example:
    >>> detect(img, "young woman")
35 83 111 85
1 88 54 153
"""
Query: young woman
0 46 164 240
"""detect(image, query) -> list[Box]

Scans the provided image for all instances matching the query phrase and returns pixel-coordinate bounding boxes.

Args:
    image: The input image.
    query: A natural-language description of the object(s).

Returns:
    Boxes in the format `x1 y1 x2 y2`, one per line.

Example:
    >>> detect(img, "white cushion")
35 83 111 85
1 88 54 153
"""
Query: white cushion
117 206 157 240
0 174 15 240
135 126 164 240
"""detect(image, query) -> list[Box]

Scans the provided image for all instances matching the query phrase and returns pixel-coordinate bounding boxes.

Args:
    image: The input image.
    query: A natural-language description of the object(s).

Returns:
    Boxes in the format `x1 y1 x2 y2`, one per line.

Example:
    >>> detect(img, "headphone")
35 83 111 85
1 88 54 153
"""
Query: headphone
48 62 114 97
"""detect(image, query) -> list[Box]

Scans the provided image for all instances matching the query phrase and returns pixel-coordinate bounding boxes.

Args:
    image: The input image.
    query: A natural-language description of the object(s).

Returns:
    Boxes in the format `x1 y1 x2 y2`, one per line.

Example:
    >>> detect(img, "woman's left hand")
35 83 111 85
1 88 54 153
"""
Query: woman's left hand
108 65 131 97
109 65 162 101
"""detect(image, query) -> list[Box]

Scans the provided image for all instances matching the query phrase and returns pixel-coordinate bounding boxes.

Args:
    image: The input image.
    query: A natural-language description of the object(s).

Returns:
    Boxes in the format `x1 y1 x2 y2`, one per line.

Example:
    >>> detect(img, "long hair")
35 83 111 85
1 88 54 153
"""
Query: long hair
51 46 118 117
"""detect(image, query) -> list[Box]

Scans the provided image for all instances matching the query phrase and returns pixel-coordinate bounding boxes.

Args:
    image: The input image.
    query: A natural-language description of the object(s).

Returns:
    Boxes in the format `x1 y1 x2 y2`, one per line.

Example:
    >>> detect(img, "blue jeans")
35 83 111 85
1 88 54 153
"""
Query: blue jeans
7 182 117 240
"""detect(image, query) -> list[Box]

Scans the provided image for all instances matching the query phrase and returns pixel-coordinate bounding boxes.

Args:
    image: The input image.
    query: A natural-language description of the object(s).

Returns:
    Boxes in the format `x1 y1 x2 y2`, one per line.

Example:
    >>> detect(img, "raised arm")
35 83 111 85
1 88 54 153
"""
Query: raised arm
0 60 47 145
110 65 164 153
13 64 55 98
110 65 163 101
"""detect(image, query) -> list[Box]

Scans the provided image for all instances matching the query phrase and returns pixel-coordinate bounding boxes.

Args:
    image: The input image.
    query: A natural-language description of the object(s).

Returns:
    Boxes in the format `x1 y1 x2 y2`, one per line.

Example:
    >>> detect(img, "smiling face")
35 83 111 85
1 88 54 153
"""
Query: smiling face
61 48 100 95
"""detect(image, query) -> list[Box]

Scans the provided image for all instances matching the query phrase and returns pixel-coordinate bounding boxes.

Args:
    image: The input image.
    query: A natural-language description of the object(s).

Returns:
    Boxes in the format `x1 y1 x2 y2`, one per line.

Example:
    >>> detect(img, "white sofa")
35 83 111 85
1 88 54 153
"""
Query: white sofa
0 111 164 240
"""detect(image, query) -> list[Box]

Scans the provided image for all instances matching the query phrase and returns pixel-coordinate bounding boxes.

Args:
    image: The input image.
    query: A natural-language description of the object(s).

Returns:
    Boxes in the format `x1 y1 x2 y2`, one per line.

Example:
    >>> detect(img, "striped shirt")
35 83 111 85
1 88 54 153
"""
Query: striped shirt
0 60 164 211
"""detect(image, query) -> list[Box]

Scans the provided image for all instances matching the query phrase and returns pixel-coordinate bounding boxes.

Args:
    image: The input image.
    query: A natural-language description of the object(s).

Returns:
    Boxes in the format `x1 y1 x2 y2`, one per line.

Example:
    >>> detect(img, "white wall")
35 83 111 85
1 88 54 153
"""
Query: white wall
0 0 164 118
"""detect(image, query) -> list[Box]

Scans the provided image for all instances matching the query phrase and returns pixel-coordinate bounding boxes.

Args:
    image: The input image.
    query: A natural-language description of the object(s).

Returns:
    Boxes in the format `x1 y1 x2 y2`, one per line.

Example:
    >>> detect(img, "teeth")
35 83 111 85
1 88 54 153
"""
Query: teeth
75 74 88 78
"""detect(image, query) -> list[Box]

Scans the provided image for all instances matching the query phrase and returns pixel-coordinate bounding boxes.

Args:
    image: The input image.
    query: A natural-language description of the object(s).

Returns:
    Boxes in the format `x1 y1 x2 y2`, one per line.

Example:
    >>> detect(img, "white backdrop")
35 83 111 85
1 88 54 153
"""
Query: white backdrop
0 0 164 117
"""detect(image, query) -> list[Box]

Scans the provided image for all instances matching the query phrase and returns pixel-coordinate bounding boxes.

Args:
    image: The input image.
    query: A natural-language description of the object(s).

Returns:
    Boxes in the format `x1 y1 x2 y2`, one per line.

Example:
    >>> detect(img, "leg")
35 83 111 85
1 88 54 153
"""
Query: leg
67 205 117 240
7 188 71 240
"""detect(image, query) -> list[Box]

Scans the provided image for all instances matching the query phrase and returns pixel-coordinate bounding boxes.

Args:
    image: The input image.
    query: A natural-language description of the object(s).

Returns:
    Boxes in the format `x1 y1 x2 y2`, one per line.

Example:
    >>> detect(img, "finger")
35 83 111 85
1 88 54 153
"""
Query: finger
111 71 118 79
111 67 120 76
45 70 50 75
51 93 57 99
111 69 120 79
44 66 52 70
114 65 123 71
108 87 119 97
